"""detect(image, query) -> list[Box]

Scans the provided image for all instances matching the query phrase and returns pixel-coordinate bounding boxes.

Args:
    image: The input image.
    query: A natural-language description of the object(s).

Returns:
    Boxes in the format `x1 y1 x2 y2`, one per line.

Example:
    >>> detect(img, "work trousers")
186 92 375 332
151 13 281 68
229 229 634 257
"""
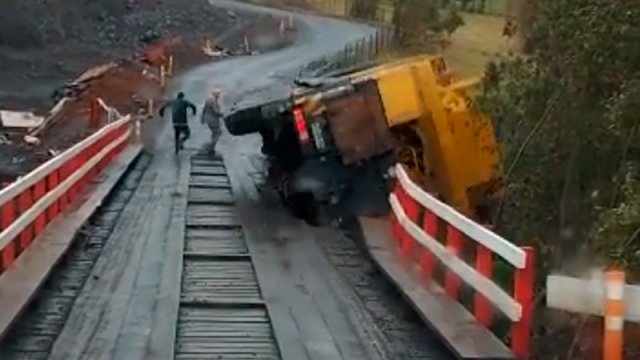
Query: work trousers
173 124 191 152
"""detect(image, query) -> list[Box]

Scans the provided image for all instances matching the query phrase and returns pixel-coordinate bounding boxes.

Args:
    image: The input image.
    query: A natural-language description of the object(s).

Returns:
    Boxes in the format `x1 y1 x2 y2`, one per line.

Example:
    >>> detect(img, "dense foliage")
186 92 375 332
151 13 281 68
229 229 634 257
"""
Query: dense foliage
480 0 640 277
349 0 379 19
478 1 640 356
390 0 463 49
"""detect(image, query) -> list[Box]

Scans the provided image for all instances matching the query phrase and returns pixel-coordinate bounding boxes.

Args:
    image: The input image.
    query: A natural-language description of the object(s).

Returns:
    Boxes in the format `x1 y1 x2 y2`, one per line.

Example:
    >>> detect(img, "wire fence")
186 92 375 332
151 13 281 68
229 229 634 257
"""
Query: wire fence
304 0 509 23
299 26 395 78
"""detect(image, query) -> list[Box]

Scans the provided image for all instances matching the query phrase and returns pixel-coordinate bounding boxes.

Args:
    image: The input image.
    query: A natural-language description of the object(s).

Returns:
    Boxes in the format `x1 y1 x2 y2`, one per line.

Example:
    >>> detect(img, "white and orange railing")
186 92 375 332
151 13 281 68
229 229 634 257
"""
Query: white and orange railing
547 270 640 360
0 99 134 273
389 164 535 358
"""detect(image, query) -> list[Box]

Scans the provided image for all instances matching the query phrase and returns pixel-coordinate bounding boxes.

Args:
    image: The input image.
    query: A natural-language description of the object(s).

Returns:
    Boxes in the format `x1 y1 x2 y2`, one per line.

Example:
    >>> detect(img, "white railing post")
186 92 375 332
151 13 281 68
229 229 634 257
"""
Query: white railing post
390 163 534 357
0 102 131 272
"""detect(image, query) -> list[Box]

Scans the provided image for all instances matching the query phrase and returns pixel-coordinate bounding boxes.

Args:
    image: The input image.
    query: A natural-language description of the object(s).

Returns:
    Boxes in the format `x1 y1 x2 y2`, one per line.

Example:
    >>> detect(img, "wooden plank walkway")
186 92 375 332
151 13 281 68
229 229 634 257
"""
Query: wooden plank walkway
47 150 191 360
174 155 280 360
222 146 374 360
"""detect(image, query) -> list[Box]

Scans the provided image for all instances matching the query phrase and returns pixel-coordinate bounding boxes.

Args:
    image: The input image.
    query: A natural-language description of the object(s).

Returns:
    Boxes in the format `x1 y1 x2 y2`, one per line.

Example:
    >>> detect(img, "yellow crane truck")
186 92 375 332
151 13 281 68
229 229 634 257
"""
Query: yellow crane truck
224 54 503 225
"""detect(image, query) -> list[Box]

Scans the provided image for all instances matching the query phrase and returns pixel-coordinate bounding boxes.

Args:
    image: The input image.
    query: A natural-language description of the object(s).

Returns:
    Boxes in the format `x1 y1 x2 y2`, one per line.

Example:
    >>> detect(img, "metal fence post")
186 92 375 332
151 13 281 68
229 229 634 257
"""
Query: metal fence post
369 34 375 59
350 43 356 67
343 45 349 68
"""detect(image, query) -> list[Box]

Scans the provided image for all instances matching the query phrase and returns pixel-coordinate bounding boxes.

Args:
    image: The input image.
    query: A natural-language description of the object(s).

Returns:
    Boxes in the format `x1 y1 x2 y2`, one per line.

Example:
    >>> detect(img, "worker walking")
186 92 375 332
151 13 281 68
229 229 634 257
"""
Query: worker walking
201 89 224 154
159 92 197 154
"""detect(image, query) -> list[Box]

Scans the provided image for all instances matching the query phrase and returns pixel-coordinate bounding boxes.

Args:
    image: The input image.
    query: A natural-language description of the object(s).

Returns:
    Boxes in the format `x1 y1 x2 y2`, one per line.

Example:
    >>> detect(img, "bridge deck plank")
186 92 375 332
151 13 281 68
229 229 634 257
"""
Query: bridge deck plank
223 151 373 360
48 150 190 360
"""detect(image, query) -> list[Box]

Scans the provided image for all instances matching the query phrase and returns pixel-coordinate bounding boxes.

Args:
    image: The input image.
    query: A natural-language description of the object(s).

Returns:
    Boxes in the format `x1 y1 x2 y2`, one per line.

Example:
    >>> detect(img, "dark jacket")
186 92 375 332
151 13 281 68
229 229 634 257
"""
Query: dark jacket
159 98 197 125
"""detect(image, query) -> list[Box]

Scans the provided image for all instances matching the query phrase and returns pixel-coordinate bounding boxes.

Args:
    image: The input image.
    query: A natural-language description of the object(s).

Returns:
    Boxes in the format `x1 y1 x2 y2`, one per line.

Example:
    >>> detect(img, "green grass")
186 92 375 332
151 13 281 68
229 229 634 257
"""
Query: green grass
238 0 512 75
444 13 512 75
483 0 509 16
351 0 513 75
377 12 513 76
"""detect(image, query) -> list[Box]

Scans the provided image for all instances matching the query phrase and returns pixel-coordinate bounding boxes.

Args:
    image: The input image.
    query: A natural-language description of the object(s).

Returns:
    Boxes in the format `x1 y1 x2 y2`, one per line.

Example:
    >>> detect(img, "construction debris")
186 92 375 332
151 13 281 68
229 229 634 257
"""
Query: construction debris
0 111 45 129
23 135 40 146
0 135 11 145
28 98 70 138
70 63 118 86
202 44 232 58
0 1 297 185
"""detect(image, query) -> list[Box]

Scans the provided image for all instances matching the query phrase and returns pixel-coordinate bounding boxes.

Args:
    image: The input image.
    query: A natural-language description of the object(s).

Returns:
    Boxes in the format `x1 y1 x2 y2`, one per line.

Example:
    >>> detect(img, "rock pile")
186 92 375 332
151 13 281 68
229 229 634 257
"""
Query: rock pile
0 0 241 109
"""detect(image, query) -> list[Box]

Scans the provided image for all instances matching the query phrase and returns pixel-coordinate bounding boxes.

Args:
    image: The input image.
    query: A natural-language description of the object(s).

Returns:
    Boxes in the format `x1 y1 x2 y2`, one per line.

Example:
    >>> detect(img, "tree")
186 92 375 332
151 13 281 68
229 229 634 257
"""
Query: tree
350 0 378 19
391 0 463 49
479 1 640 356
505 0 535 52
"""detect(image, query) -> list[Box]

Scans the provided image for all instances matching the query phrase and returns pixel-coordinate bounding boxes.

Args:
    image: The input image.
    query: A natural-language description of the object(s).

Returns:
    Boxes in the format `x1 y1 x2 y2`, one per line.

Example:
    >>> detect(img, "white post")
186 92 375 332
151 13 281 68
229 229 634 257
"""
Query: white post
160 65 166 88
135 119 142 143
168 56 174 76
147 99 154 117
244 36 250 53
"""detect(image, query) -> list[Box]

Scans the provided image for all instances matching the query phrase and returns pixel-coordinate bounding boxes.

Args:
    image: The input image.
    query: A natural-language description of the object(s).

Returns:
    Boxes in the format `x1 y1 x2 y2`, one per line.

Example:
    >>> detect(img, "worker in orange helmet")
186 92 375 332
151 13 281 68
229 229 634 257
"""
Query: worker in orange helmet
201 89 223 153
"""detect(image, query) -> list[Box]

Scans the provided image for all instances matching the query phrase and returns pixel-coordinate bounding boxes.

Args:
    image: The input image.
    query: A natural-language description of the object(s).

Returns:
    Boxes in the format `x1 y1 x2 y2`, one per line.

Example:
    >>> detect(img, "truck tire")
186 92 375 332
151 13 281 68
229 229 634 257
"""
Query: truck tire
224 97 290 136
223 107 265 135
286 192 320 226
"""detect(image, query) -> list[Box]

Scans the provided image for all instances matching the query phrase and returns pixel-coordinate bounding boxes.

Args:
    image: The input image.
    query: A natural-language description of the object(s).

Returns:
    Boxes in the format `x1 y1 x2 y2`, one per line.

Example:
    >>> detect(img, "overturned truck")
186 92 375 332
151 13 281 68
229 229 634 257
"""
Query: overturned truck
224 55 504 225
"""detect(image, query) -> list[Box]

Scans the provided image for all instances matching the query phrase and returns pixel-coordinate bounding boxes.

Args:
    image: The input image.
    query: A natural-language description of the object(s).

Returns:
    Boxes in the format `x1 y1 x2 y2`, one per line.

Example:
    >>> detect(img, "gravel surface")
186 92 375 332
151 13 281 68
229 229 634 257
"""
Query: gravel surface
0 0 294 185
0 0 284 109
317 220 453 359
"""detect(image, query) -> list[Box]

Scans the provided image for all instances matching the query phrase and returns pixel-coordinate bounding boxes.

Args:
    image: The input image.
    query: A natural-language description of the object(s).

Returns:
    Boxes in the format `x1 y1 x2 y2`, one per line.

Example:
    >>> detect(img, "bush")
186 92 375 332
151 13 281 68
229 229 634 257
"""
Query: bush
479 0 640 357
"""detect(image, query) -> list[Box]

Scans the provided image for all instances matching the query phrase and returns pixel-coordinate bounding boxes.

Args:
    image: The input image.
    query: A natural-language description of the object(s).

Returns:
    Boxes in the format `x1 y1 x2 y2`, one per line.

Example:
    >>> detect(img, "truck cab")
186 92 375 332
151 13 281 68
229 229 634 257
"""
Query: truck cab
224 55 503 225
225 77 396 225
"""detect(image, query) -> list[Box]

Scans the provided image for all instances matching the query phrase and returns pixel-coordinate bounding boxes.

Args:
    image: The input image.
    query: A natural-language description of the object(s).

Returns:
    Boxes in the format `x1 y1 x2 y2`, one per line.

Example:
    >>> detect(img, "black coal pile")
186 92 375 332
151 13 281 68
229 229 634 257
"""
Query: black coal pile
0 0 242 109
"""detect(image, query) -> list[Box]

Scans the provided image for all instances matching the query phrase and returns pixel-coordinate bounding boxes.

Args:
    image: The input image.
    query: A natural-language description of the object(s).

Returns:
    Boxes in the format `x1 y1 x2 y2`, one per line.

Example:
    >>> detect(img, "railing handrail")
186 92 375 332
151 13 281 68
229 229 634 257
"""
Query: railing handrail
390 192 522 320
390 163 535 357
0 105 129 207
0 97 133 273
0 127 131 251
547 274 640 322
395 164 526 268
